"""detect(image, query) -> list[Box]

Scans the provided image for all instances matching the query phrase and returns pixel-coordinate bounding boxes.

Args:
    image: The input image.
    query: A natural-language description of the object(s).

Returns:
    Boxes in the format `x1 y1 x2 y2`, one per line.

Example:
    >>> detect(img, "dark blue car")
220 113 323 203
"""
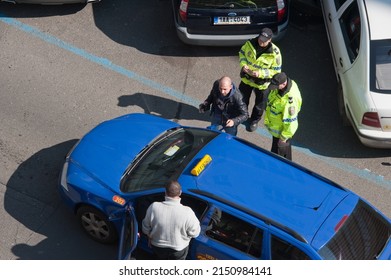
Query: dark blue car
59 113 391 260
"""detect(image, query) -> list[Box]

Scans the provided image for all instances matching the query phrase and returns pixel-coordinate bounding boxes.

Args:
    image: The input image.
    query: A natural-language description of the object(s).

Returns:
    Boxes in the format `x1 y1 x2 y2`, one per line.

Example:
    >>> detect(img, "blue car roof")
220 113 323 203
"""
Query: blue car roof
179 134 349 244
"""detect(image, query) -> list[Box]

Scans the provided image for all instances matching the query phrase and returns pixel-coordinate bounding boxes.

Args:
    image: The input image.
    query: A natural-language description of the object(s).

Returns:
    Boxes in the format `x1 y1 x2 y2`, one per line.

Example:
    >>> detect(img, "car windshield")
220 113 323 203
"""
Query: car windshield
370 39 391 93
188 0 276 9
318 200 391 259
120 127 218 193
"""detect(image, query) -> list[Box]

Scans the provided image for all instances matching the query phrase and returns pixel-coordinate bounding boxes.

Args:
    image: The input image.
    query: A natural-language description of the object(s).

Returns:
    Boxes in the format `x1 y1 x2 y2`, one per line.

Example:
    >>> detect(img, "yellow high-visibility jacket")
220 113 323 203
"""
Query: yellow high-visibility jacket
239 39 282 90
264 79 302 140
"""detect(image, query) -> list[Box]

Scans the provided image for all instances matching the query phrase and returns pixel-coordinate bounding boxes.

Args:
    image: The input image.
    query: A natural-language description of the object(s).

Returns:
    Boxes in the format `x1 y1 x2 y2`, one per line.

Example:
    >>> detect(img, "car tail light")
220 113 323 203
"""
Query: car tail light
179 0 189 22
362 112 381 128
276 0 286 22
334 215 349 232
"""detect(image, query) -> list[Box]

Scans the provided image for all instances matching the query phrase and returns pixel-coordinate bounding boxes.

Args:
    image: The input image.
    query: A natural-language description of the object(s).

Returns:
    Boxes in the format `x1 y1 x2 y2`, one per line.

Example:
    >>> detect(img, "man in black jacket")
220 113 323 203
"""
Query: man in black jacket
199 76 248 136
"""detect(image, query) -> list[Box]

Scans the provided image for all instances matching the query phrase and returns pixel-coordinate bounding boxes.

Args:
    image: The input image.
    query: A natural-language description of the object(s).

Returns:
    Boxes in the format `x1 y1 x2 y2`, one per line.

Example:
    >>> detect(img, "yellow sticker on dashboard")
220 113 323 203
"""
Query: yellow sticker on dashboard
164 145 180 156
191 154 212 176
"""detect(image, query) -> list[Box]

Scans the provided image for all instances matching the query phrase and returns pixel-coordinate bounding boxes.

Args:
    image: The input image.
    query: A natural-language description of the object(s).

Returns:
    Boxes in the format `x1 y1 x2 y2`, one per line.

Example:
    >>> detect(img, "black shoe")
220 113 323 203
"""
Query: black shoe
249 121 258 132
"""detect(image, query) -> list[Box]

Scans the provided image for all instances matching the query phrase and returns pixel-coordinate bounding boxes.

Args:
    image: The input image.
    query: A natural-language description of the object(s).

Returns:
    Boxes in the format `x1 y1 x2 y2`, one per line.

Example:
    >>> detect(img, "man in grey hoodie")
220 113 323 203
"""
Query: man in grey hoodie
142 180 200 260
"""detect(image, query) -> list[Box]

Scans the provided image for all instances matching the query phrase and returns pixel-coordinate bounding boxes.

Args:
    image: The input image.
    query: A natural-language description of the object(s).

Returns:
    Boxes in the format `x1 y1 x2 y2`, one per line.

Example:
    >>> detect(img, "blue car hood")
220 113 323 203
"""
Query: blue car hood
70 114 179 193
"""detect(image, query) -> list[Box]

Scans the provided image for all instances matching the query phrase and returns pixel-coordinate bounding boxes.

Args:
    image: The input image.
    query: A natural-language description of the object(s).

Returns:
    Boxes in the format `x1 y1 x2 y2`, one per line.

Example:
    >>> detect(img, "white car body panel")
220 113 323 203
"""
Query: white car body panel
321 0 391 148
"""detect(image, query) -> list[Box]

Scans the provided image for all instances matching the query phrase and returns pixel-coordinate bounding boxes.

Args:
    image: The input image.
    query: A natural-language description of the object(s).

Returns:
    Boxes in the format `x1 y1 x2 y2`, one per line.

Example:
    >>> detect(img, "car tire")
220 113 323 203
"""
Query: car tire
76 206 118 244
337 81 351 127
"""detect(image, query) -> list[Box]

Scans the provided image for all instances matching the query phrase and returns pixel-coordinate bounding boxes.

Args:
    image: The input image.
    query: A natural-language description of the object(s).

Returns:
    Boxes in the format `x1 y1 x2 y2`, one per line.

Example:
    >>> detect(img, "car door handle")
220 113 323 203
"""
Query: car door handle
339 57 343 68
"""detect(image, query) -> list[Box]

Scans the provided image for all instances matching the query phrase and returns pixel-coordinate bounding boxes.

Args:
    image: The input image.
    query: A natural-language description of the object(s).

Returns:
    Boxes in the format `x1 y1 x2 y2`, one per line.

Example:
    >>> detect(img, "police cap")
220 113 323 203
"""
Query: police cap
269 72 287 90
258 28 273 42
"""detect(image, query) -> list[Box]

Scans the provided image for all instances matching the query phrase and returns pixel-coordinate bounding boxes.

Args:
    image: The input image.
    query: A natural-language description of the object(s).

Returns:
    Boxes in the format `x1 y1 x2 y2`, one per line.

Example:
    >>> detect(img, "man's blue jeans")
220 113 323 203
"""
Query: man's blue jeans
211 114 238 136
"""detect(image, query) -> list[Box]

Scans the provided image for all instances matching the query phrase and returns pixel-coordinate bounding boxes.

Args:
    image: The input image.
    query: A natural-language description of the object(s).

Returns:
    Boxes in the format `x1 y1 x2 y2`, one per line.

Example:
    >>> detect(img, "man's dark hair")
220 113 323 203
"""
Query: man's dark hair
165 180 182 197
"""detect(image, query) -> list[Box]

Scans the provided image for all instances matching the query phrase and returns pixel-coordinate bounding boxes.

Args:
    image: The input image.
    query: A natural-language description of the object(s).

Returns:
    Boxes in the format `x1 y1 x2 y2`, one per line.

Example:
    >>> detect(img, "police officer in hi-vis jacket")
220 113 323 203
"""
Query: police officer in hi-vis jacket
239 27 282 132
264 72 302 161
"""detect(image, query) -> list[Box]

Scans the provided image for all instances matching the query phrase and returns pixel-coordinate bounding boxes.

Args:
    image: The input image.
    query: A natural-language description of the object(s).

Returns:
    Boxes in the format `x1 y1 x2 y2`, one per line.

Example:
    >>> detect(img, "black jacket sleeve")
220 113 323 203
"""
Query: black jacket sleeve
202 80 219 111
231 91 249 126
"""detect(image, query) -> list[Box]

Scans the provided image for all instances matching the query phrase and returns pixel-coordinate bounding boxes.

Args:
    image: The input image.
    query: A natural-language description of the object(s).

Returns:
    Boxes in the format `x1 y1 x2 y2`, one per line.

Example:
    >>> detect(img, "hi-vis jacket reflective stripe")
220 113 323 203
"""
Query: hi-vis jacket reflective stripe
264 80 302 140
239 40 282 90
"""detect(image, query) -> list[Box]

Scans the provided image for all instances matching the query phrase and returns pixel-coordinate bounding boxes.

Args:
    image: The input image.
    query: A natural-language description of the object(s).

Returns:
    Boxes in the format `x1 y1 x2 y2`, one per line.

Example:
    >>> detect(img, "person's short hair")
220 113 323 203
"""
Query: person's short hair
165 180 182 197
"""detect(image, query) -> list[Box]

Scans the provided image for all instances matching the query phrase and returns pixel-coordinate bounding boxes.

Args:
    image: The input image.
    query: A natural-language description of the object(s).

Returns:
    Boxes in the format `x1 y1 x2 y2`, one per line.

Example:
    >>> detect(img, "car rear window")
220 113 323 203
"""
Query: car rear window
318 200 391 259
370 39 391 93
188 0 277 9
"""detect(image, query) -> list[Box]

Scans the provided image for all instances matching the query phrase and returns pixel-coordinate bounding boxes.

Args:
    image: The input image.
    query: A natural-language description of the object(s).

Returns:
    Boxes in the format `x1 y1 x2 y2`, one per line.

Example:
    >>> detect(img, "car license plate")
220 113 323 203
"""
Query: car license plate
214 16 250 25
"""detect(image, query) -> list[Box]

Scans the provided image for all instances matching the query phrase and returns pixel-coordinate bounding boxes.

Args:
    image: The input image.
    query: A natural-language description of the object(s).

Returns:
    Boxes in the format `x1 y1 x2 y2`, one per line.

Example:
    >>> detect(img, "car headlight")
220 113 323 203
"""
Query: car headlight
60 140 80 192
60 161 69 192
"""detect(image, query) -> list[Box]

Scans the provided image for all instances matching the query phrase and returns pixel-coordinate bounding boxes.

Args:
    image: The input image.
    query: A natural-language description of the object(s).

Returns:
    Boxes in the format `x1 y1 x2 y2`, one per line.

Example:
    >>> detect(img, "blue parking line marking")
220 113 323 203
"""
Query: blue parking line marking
0 14 198 107
1 14 391 191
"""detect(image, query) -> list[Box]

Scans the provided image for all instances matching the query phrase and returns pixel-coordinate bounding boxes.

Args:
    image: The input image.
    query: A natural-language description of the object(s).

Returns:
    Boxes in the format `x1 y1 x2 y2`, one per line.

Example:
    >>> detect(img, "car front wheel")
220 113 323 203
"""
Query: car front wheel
76 206 118 244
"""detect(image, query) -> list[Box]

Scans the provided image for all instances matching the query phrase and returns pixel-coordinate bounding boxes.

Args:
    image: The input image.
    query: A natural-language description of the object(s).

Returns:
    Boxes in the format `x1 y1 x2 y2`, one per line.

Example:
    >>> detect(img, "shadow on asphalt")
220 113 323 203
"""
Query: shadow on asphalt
5 139 117 259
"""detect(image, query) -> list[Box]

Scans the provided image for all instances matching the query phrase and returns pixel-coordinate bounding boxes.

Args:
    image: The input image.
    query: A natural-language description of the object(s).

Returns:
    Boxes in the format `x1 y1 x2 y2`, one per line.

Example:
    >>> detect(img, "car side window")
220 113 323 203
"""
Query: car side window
334 0 348 10
339 1 360 63
205 209 263 258
271 235 311 260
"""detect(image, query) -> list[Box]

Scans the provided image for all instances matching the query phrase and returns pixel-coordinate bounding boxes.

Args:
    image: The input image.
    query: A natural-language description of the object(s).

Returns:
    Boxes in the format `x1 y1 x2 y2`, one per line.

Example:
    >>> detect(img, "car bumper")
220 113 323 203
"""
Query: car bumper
355 128 391 149
175 22 289 46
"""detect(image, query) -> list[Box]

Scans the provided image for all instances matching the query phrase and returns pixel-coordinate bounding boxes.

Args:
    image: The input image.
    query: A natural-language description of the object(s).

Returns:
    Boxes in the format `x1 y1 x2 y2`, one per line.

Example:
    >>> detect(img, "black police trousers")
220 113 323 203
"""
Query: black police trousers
271 136 292 161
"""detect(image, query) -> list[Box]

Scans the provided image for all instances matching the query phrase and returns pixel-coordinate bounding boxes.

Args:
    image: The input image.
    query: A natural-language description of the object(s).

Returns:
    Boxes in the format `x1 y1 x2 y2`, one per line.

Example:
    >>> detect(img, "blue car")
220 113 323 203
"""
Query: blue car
59 113 391 260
